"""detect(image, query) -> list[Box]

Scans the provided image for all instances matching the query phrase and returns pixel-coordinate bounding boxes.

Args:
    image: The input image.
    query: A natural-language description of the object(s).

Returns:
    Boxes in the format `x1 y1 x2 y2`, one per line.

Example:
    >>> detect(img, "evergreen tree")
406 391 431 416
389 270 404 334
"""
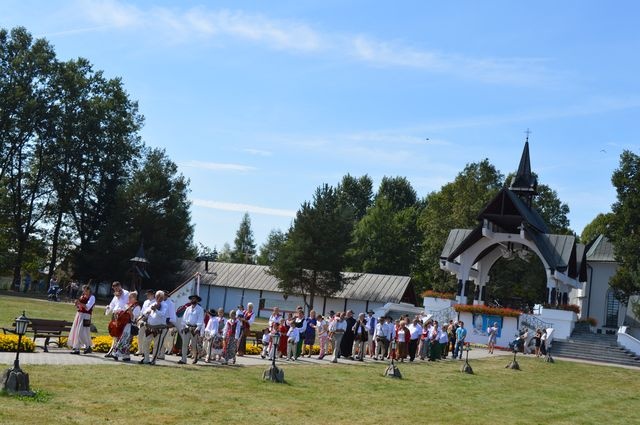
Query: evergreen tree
257 229 286 266
269 184 353 310
231 212 256 264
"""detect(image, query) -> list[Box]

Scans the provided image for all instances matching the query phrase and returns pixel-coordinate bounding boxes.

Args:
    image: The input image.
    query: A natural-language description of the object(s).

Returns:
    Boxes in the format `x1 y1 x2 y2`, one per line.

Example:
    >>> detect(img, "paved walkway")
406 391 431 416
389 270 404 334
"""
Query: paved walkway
0 346 510 367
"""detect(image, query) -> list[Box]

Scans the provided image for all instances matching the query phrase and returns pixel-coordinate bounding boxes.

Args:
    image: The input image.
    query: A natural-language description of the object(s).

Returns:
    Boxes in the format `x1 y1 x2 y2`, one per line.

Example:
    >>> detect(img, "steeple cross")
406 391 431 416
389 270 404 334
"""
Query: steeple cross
524 128 532 142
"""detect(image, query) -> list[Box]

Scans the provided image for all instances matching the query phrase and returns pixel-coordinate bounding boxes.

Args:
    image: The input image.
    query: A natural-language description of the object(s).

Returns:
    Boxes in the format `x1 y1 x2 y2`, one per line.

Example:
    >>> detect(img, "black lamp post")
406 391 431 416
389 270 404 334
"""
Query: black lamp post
461 343 473 374
263 332 284 383
505 339 521 370
384 340 402 378
1 311 34 396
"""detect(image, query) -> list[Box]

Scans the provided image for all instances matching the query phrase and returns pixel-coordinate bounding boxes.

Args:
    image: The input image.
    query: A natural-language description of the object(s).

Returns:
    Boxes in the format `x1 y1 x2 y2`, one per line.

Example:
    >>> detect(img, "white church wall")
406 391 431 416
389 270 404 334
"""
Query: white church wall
586 262 618 331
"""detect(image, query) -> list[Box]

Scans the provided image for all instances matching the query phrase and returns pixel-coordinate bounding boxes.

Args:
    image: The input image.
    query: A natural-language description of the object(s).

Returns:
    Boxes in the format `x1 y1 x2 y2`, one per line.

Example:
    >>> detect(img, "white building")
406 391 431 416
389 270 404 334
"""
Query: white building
169 260 417 318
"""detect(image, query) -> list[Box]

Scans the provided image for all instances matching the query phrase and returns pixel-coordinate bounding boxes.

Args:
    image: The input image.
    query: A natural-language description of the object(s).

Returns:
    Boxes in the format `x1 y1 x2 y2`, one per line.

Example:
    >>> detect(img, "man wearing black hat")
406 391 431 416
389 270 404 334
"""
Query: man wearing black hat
178 294 204 364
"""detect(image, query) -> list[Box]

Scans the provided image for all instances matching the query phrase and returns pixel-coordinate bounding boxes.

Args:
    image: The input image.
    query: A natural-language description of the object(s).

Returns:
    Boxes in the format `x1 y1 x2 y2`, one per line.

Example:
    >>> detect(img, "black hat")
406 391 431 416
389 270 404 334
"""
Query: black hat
146 289 155 294
207 308 216 315
367 310 374 314
189 294 202 302
329 310 335 316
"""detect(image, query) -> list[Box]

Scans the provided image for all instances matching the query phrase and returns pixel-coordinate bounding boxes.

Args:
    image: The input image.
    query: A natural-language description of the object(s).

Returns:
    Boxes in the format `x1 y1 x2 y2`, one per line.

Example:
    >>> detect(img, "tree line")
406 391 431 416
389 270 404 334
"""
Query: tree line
0 27 195 289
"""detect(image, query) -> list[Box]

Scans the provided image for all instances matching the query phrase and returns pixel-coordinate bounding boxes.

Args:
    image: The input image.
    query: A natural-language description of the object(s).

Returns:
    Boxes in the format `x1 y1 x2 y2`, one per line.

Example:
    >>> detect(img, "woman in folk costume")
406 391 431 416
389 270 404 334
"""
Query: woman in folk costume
222 310 243 365
112 291 141 362
396 320 410 362
69 284 95 355
302 310 317 358
278 314 291 358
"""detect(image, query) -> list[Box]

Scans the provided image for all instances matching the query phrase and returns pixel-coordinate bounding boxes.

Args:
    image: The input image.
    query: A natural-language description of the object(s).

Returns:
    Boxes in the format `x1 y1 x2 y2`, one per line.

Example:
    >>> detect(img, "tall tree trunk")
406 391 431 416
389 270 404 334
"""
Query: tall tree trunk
48 209 64 285
12 237 27 291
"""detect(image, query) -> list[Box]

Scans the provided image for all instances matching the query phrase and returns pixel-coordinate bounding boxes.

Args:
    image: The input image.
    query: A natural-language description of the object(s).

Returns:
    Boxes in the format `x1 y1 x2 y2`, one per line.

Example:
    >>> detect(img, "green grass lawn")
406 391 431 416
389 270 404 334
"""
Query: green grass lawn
2 292 640 425
1 358 639 425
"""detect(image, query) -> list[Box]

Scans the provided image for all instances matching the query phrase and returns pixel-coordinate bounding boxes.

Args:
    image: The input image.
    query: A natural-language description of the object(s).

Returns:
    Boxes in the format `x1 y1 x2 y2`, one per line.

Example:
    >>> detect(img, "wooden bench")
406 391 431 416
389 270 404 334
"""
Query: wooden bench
2 318 73 352
247 330 264 346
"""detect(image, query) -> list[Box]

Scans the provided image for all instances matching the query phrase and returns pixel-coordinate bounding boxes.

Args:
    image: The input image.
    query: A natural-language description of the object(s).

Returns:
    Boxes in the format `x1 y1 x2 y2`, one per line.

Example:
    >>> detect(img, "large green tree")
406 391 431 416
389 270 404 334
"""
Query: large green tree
417 160 503 293
0 27 58 287
257 229 286 266
88 148 195 288
336 174 373 222
349 197 421 276
231 212 256 264
268 184 353 310
607 150 640 305
581 212 613 245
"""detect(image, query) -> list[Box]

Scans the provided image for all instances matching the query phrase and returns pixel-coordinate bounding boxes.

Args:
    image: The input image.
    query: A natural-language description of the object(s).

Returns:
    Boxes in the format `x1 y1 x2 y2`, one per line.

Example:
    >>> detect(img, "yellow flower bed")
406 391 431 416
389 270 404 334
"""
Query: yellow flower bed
91 335 140 353
0 334 36 352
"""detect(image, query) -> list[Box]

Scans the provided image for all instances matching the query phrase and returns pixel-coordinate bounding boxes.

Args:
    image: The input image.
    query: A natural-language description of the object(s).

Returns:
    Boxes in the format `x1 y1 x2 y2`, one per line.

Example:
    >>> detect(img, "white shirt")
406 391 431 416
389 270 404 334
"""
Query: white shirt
374 322 387 339
181 304 204 332
438 329 449 344
82 295 96 311
165 298 177 325
147 301 169 327
268 313 282 327
409 323 423 340
204 316 225 337
334 319 347 333
384 322 396 339
141 299 153 317
287 326 300 343
317 319 328 337
106 290 130 315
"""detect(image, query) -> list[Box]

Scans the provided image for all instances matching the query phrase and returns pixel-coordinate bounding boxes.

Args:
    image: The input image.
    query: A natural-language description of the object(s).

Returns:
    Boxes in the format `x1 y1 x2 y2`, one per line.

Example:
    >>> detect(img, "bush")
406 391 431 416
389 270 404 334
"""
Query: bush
0 334 36 352
422 290 456 300
543 303 580 314
454 304 522 318
578 317 597 327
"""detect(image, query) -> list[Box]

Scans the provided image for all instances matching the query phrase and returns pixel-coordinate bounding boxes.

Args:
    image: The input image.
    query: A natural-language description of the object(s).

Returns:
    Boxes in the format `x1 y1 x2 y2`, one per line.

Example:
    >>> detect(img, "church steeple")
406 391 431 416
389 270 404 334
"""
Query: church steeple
509 133 538 206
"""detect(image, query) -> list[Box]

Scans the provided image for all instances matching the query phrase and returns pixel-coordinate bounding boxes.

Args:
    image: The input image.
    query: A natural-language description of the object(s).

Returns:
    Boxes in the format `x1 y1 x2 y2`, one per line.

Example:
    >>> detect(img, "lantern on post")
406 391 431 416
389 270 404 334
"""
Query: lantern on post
263 331 285 383
1 311 35 396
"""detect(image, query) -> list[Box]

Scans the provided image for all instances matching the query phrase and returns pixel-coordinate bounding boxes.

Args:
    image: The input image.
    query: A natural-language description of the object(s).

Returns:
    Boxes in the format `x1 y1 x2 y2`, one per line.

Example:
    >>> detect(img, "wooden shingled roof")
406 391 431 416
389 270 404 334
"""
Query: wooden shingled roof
174 260 415 304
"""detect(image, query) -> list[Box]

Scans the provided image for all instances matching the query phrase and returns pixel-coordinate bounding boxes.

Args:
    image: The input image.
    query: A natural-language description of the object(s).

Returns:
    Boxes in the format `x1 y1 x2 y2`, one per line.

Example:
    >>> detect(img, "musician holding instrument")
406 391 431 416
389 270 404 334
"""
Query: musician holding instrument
178 294 205 364
112 291 141 362
139 290 169 365
105 281 130 358
69 284 95 355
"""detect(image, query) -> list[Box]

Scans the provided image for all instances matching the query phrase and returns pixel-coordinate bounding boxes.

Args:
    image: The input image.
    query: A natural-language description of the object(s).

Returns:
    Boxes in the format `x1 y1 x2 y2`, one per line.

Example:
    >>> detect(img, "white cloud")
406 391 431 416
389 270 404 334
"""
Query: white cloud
193 199 296 218
71 0 552 85
181 161 255 172
350 35 551 85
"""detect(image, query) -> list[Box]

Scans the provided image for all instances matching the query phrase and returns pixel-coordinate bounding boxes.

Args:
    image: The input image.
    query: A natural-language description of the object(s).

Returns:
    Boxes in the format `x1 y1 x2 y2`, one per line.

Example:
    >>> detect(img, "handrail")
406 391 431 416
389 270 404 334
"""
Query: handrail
429 306 456 324
520 313 552 331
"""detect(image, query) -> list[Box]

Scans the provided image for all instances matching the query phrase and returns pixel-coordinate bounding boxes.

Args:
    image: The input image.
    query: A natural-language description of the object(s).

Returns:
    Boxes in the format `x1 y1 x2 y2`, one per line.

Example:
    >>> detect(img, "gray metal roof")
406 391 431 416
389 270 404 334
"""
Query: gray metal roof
441 229 474 259
586 235 616 262
175 260 412 303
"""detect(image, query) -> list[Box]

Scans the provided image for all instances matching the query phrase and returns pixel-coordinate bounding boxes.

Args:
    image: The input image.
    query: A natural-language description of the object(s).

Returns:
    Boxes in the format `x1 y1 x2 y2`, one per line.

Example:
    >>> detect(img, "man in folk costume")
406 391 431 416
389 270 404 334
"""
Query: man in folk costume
69 284 95 355
105 281 130 358
136 290 155 355
140 290 169 365
159 292 177 359
268 307 282 327
179 294 205 364
237 302 255 356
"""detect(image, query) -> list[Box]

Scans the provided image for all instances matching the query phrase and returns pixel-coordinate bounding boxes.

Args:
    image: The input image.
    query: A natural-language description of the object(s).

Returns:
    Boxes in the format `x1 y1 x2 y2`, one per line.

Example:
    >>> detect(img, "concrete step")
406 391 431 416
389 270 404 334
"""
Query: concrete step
552 340 640 367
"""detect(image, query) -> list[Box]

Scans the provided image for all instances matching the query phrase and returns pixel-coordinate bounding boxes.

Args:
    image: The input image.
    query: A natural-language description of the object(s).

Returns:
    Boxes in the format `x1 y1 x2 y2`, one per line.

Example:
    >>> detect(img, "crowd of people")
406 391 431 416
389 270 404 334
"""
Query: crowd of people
66 281 483 365
261 308 470 363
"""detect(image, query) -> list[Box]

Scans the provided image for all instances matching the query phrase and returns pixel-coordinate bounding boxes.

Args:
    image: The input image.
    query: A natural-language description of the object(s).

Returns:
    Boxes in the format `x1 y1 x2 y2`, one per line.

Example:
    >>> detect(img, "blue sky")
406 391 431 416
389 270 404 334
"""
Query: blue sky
2 1 639 251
